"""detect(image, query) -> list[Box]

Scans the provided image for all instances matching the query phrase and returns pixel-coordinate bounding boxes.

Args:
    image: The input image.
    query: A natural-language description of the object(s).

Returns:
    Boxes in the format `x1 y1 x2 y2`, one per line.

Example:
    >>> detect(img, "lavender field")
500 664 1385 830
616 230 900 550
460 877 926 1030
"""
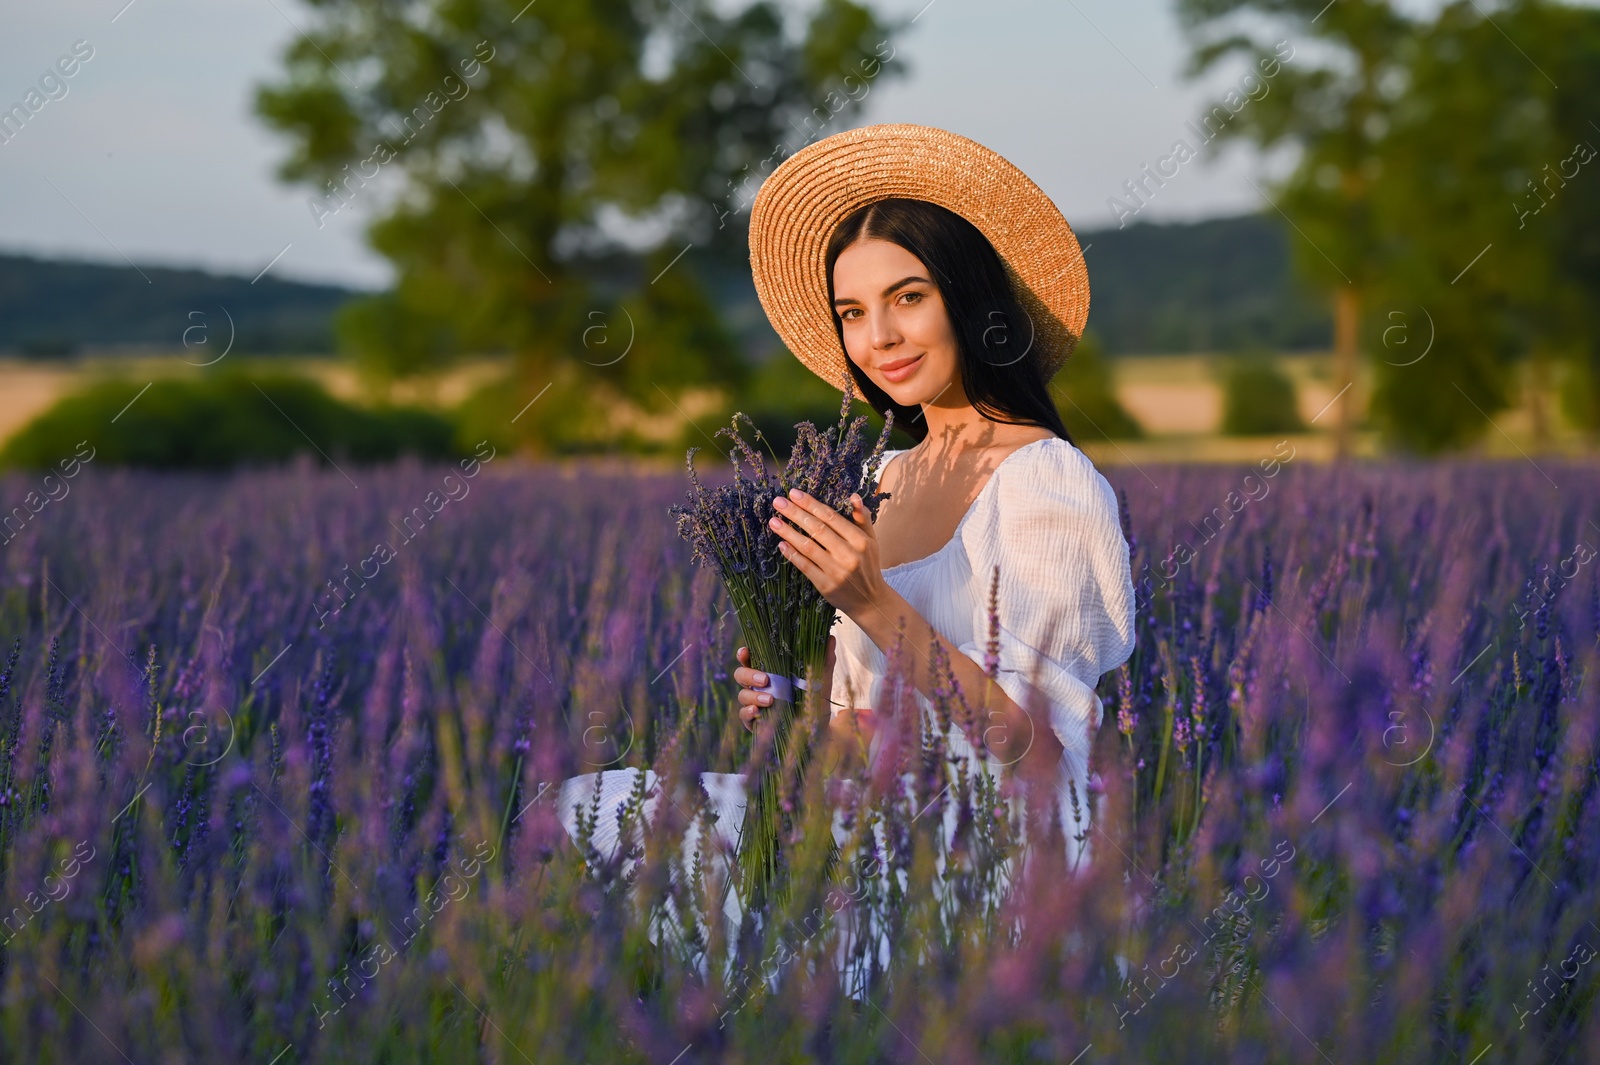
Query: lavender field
1 449 1598 1064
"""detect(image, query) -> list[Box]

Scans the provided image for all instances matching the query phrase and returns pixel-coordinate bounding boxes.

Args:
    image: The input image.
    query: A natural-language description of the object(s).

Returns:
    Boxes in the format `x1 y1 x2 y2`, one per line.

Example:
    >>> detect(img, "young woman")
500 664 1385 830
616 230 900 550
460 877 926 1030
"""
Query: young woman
553 125 1135 909
738 196 1123 796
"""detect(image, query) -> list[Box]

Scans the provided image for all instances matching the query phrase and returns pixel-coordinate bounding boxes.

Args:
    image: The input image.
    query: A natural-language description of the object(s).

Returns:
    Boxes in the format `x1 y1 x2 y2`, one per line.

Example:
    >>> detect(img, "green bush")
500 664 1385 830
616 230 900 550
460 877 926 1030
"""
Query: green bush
1219 352 1305 436
1052 333 1143 440
0 371 459 470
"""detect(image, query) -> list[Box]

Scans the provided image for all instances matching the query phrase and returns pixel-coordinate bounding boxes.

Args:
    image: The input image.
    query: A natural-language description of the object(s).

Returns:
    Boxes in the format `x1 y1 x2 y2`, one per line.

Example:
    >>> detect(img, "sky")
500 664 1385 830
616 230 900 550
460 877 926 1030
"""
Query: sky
0 0 1305 290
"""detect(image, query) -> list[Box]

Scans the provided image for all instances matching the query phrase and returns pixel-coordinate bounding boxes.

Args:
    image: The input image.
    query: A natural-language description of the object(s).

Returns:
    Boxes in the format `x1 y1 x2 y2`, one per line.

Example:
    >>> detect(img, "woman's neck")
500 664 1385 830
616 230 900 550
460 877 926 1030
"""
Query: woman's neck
912 401 1050 462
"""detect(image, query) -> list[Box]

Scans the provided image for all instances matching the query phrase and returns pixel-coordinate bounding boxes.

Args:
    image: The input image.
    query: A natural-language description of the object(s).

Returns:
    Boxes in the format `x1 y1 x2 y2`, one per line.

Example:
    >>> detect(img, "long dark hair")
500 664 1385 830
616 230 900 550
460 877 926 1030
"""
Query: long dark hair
824 197 1074 446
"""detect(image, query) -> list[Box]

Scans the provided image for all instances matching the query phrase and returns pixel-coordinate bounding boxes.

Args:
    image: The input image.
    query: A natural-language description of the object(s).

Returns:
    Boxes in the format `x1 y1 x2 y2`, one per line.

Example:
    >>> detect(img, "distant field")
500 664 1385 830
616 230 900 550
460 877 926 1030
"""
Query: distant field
0 351 1591 464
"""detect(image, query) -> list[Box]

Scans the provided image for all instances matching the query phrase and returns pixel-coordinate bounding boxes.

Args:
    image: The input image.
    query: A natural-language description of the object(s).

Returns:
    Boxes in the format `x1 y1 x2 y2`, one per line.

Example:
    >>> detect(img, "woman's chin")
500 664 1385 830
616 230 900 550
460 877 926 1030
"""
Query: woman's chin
883 376 948 408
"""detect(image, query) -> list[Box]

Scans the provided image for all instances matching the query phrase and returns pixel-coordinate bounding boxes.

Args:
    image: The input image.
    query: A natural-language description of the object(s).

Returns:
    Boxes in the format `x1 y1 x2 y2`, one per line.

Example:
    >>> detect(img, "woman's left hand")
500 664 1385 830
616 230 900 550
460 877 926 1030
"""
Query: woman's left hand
768 489 888 618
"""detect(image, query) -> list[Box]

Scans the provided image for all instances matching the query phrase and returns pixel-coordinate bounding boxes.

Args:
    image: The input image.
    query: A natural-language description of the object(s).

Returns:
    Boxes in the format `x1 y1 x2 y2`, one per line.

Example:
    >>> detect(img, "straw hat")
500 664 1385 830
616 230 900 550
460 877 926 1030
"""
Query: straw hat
748 123 1090 392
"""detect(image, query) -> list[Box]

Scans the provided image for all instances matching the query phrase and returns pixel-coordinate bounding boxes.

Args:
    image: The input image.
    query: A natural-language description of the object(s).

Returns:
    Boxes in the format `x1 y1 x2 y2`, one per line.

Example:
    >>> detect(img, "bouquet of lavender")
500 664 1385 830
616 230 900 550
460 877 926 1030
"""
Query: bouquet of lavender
671 381 894 902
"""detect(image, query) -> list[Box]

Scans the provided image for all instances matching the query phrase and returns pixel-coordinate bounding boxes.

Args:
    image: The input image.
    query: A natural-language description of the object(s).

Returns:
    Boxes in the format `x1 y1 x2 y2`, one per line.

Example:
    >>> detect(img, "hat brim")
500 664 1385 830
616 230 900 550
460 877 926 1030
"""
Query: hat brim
748 123 1089 392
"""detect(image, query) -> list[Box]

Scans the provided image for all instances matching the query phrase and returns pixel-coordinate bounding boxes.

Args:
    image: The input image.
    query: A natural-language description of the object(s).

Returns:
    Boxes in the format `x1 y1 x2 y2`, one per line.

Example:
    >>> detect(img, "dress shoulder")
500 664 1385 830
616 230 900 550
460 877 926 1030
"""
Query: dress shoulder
952 434 1135 754
976 434 1129 603
964 437 1119 552
859 446 906 491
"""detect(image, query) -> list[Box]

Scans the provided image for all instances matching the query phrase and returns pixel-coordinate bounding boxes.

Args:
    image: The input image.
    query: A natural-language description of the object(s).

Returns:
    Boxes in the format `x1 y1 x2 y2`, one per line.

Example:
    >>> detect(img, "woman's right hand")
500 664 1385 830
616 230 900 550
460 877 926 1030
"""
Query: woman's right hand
733 645 774 732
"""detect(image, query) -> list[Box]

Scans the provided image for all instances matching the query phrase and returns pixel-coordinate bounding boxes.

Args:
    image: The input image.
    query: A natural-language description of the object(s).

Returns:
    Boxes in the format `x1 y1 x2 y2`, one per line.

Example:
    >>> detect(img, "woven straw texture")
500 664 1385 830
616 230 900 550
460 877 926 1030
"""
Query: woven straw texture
748 123 1090 392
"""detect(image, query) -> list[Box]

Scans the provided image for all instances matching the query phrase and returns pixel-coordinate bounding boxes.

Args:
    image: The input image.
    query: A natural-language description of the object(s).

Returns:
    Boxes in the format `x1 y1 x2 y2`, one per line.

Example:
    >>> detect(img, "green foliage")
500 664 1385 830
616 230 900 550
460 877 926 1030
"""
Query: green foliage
1179 0 1600 454
1219 353 1305 436
1368 1 1600 452
1366 289 1515 454
1175 0 1414 455
593 251 751 405
254 0 902 394
337 292 456 388
455 319 830 460
1175 0 1412 292
0 372 458 470
1052 334 1143 440
454 363 617 458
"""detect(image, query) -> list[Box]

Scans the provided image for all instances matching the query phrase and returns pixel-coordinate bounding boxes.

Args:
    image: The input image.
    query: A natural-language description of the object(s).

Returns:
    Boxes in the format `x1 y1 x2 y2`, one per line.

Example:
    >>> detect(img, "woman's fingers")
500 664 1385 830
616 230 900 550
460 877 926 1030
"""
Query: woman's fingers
779 489 862 542
769 491 862 563
769 510 854 562
735 642 765 729
735 650 773 731
739 695 769 730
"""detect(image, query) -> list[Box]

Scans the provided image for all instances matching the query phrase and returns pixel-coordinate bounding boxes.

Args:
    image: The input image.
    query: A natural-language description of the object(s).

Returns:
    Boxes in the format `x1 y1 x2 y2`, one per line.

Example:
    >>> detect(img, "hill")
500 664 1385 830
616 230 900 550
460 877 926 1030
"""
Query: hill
0 254 357 355
1080 213 1332 354
0 213 1335 359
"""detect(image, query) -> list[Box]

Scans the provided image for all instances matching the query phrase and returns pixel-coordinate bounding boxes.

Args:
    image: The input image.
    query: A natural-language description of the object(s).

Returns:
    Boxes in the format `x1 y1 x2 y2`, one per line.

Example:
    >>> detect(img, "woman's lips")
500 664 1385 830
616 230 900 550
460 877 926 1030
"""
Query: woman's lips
881 353 924 383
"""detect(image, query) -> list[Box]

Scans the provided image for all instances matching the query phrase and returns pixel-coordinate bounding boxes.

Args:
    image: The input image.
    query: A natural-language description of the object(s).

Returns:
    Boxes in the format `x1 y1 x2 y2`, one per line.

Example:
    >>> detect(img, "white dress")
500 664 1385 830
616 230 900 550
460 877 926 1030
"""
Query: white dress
827 435 1136 867
549 436 1136 943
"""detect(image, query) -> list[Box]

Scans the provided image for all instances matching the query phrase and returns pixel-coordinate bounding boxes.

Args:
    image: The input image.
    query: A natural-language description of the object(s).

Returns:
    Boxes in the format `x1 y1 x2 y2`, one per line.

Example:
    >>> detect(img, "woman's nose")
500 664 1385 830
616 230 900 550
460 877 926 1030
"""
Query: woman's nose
868 308 901 350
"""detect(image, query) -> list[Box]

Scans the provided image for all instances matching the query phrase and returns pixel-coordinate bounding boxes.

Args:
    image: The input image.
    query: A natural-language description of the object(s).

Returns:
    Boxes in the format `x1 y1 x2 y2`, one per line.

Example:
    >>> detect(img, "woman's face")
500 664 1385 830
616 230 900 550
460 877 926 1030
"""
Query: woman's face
832 238 961 406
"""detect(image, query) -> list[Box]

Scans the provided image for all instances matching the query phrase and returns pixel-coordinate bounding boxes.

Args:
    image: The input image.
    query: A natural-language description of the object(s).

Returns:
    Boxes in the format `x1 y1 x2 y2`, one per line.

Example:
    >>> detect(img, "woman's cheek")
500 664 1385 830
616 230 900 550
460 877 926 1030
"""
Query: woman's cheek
904 299 955 354
839 321 870 365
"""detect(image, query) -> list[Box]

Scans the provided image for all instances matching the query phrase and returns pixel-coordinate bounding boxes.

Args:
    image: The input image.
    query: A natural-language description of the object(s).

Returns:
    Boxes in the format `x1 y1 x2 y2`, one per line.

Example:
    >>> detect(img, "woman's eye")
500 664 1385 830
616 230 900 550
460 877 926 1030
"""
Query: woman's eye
899 291 923 305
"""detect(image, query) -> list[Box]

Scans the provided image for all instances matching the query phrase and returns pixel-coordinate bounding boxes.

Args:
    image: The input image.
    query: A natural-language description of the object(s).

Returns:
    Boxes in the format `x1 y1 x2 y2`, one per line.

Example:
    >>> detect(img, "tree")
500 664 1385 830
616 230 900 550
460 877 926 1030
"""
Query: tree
338 292 456 398
1179 0 1600 456
1370 1 1600 452
255 0 900 448
1175 0 1414 458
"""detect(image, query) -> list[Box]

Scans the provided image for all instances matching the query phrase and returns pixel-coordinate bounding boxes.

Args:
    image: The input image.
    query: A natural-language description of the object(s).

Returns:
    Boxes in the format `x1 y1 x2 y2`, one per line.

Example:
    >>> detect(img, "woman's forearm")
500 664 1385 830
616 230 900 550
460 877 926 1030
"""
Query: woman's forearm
851 587 1064 768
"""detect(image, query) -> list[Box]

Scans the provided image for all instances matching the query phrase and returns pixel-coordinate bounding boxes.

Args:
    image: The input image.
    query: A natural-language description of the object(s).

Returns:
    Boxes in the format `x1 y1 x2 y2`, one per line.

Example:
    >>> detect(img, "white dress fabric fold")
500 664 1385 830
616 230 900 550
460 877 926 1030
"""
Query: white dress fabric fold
547 436 1137 985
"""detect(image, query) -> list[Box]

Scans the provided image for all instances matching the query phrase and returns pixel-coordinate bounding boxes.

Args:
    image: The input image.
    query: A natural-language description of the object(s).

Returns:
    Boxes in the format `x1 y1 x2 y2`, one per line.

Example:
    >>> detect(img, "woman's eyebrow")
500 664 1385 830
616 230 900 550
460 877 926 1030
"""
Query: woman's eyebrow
833 275 932 307
881 275 931 297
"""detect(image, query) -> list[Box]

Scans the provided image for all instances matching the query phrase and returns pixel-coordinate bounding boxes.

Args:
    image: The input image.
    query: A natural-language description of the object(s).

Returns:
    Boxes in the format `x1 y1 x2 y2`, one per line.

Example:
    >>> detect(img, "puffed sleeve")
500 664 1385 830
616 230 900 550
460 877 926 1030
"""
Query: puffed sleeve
953 440 1136 794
